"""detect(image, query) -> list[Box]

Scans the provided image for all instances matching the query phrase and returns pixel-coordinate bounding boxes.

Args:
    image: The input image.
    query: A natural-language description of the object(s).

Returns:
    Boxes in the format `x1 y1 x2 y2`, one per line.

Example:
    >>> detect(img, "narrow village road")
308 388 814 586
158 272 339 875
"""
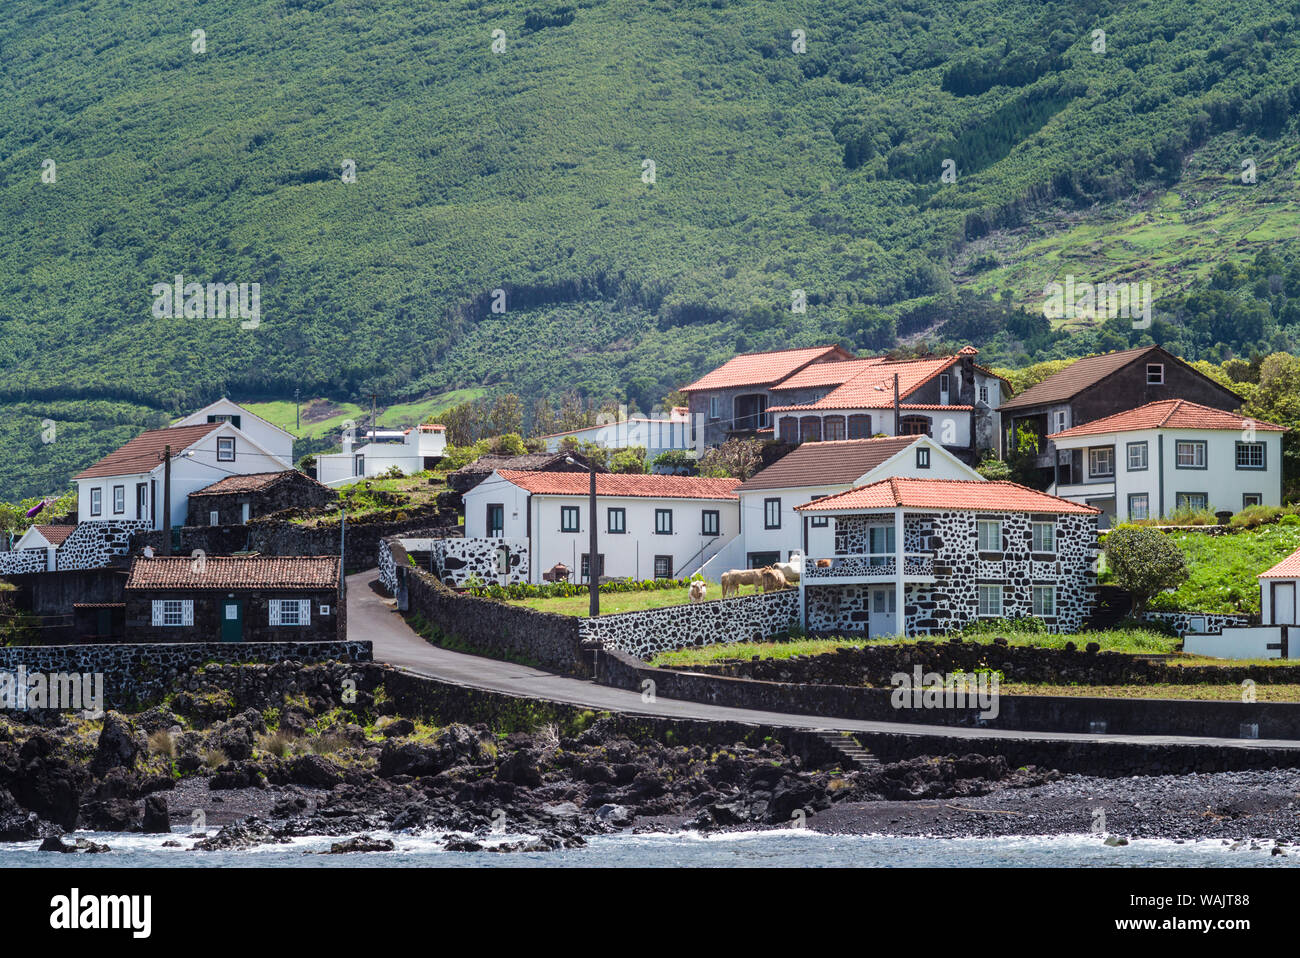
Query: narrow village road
348 570 1300 751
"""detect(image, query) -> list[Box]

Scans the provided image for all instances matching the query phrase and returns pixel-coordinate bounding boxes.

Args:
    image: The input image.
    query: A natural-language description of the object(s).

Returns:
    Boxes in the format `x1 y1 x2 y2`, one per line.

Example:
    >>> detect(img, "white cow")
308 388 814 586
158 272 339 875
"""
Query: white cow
773 552 802 584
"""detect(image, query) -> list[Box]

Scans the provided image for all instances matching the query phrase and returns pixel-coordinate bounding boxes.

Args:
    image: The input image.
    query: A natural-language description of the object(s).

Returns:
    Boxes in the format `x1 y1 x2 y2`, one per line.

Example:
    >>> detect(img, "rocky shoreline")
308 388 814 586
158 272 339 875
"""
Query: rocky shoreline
1 660 1297 855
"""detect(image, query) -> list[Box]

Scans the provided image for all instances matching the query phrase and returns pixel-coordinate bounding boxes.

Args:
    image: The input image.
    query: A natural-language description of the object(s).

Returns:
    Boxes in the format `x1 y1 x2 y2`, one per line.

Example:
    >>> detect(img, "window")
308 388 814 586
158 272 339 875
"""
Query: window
939 373 950 394
1147 363 1164 385
1054 410 1068 433
977 519 1002 552
112 485 125 514
1177 492 1208 511
899 415 930 436
978 385 989 404
847 414 872 439
1128 493 1150 521
764 498 781 529
1031 521 1056 553
822 415 846 441
799 417 821 442
561 506 580 532
1032 585 1056 618
1236 442 1265 470
779 417 798 442
701 510 720 536
977 585 1002 617
607 507 626 534
1243 493 1263 509
653 555 672 579
1088 447 1114 477
486 504 504 537
1126 441 1148 471
208 413 241 429
90 488 102 517
217 436 236 461
353 454 364 476
152 599 193 627
320 605 331 616
270 598 311 626
810 515 829 528
868 526 894 564
916 447 930 469
709 397 720 420
655 509 673 534
580 553 605 581
1175 440 1206 469
209 510 220 526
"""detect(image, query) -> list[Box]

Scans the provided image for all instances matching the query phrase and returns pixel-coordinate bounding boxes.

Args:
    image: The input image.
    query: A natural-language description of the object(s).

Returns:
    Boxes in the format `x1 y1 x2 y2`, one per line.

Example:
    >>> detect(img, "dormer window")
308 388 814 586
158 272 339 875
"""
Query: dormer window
1147 363 1164 385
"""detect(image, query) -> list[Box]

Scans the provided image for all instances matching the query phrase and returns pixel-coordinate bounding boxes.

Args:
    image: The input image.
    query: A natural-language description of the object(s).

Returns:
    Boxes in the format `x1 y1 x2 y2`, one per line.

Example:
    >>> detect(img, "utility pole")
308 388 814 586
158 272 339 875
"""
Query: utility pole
893 373 900 436
339 506 347 601
589 458 599 616
370 392 378 439
161 444 172 556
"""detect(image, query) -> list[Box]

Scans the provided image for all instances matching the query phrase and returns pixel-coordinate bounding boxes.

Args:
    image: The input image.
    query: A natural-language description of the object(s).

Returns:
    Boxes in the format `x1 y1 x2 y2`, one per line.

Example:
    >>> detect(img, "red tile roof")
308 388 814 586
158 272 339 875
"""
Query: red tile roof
1262 548 1300 579
497 470 740 500
74 424 221 480
768 355 989 412
736 437 920 492
769 357 887 391
1048 400 1286 440
125 555 341 591
192 470 325 496
795 477 1100 514
32 525 76 546
680 346 852 392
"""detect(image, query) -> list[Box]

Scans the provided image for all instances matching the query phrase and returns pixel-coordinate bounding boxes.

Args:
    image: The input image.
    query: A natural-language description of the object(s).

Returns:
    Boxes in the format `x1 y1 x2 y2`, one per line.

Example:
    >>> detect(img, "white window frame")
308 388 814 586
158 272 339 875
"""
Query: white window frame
112 485 125 514
1088 447 1114 478
217 436 236 462
977 584 1002 617
1126 441 1148 471
1032 585 1056 618
152 599 193 627
90 488 102 517
1236 442 1265 470
1128 493 1150 521
1031 521 1056 553
978 385 989 404
1054 410 1067 433
269 598 311 626
1147 363 1164 385
709 396 720 420
1176 440 1207 469
976 519 1002 552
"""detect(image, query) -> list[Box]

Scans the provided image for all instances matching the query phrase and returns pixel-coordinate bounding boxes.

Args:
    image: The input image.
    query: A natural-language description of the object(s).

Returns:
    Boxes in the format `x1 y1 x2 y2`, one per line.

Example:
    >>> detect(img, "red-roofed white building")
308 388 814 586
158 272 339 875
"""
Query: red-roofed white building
1047 399 1286 525
680 344 1008 463
463 470 742 582
1183 545 1300 660
316 422 448 486
792 477 1100 635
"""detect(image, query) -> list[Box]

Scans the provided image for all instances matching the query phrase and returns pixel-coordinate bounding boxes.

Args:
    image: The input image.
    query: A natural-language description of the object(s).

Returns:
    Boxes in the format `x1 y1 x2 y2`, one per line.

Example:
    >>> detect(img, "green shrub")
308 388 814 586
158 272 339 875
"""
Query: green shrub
1105 526 1190 615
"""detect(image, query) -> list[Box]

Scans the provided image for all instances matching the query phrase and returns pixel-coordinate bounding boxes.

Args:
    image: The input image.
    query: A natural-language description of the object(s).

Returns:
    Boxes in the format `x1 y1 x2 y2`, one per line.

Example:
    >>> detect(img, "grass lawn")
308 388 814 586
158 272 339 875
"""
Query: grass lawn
505 581 768 617
243 389 484 441
648 628 1180 668
292 470 448 525
1143 524 1300 615
999 683 1300 702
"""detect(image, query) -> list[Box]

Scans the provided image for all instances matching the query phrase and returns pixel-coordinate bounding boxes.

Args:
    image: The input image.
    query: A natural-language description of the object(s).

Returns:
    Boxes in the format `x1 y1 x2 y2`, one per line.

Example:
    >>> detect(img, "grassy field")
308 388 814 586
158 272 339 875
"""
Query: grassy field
505 581 769 617
291 469 448 525
1000 683 1300 701
1145 524 1300 614
243 389 484 442
648 628 1180 667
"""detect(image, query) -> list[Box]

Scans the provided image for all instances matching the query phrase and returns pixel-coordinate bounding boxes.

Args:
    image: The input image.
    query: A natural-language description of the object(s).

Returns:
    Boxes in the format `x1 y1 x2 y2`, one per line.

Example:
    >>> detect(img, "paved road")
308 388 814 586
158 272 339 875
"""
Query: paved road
347 570 1300 751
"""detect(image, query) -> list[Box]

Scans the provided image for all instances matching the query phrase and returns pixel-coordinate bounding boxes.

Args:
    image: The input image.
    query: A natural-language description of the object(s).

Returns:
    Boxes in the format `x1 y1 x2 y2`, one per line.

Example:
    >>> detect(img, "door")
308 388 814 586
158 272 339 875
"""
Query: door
868 526 895 566
136 483 148 521
221 599 244 642
487 504 504 538
1273 582 1297 625
869 588 897 636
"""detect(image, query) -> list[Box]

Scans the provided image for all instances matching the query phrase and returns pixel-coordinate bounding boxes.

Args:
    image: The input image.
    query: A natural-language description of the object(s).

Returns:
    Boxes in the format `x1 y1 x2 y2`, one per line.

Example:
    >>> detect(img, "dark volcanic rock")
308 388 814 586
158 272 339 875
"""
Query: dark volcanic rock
289 755 343 789
327 833 394 853
142 795 170 834
91 712 146 775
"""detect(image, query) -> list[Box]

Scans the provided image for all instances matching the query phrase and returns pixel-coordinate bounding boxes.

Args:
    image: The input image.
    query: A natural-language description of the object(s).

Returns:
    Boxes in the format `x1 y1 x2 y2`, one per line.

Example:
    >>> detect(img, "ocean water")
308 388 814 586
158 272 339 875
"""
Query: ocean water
2 829 1297 867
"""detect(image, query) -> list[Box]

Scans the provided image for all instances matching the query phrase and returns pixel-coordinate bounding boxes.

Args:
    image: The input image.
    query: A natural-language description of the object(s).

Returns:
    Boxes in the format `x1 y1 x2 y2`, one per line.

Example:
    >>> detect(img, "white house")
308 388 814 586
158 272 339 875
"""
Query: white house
1184 546 1300 660
538 407 694 462
5 524 76 573
463 470 741 582
316 424 447 486
718 435 984 575
1047 399 1287 525
73 420 291 531
172 398 295 468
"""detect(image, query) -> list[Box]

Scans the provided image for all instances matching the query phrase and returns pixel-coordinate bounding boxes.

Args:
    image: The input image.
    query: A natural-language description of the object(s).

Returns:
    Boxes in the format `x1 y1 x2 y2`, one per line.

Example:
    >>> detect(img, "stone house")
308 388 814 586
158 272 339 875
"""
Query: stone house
123 555 344 643
186 470 338 526
795 477 1100 636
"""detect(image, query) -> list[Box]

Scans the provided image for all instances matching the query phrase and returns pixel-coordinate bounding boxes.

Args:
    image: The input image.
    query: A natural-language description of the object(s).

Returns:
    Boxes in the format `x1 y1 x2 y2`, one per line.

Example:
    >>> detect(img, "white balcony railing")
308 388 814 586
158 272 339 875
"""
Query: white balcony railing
802 553 935 581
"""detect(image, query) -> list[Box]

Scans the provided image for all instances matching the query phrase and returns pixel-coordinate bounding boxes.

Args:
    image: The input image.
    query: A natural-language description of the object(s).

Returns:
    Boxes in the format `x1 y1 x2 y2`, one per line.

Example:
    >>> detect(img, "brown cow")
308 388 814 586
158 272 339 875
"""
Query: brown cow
760 567 788 592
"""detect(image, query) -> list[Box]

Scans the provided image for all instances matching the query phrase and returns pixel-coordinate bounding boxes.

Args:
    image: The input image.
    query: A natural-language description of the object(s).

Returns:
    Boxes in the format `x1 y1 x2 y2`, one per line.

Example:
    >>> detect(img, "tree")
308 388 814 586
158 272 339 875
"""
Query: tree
698 438 764 480
488 393 524 437
1104 526 1189 617
609 446 647 474
1242 352 1300 496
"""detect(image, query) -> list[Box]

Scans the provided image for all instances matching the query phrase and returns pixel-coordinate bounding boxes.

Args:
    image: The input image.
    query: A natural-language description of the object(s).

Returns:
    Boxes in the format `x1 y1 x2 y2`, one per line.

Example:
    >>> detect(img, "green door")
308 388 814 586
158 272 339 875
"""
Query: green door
220 599 244 642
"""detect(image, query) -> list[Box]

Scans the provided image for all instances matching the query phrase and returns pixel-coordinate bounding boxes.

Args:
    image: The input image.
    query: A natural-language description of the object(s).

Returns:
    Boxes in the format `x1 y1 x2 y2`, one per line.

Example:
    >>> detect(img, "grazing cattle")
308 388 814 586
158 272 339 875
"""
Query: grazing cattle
542 563 571 583
774 553 802 584
720 568 762 598
760 567 788 592
688 580 708 604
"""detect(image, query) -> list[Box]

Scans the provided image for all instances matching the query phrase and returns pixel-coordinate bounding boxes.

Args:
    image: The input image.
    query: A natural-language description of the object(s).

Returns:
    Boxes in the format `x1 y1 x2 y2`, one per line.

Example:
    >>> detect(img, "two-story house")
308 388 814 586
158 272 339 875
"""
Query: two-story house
997 345 1245 486
1047 399 1287 524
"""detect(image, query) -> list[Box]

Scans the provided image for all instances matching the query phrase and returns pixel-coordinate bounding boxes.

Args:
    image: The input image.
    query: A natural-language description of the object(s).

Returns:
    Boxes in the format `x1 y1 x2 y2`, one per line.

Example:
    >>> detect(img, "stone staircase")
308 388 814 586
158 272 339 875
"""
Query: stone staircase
813 730 881 771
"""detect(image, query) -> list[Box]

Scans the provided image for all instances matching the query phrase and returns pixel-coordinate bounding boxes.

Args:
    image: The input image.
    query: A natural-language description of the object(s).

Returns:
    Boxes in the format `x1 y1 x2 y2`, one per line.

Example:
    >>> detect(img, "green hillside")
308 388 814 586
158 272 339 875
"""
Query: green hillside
5 0 1300 497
